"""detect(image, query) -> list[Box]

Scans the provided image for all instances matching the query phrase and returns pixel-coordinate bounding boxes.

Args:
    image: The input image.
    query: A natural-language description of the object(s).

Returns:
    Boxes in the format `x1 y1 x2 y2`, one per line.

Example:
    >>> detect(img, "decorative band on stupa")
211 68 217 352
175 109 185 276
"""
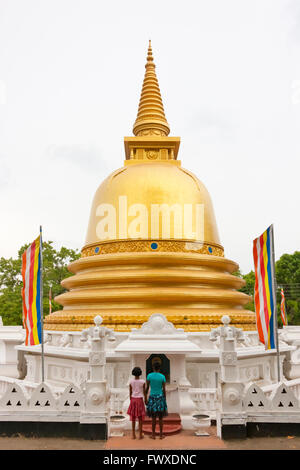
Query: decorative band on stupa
81 239 224 257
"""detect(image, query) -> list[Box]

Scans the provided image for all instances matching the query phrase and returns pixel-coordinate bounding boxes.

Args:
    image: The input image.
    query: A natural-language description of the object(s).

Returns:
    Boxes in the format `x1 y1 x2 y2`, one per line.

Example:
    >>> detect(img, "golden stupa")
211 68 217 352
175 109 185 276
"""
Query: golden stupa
44 41 256 332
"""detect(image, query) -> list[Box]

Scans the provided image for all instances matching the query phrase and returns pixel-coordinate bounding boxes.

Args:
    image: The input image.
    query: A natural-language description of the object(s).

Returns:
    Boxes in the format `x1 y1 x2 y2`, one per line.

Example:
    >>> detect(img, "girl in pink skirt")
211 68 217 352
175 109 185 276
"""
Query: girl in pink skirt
127 367 146 439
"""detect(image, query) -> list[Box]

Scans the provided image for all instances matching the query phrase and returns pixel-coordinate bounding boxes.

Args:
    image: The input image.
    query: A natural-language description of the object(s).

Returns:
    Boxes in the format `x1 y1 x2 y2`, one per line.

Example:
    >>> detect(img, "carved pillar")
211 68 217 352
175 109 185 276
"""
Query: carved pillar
210 315 247 438
177 363 197 417
80 316 116 417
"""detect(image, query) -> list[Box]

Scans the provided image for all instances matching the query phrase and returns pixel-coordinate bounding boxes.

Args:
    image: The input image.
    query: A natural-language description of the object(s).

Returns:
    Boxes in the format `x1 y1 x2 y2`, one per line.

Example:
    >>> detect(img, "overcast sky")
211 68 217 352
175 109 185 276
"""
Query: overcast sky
0 0 299 274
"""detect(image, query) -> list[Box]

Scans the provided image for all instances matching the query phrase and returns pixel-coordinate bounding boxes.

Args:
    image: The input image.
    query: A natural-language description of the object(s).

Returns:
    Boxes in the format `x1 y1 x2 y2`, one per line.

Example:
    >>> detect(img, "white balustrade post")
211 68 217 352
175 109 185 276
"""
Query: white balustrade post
80 316 116 425
210 315 247 438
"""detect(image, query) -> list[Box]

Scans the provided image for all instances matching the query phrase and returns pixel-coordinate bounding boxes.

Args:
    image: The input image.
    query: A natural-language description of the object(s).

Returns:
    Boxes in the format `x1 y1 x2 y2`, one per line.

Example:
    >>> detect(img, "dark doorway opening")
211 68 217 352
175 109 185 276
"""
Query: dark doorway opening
146 354 170 383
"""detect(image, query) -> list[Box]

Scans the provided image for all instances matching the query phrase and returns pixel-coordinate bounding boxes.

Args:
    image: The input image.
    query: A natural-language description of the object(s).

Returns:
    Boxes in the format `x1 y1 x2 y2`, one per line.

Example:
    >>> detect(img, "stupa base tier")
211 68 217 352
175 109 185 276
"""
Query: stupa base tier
44 309 256 332
45 250 254 333
43 322 257 332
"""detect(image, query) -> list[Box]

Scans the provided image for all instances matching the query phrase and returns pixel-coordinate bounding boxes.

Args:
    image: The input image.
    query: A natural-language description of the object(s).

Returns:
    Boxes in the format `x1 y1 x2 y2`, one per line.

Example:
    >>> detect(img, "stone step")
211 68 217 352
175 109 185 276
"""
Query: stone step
142 423 181 435
143 412 181 423
142 413 181 435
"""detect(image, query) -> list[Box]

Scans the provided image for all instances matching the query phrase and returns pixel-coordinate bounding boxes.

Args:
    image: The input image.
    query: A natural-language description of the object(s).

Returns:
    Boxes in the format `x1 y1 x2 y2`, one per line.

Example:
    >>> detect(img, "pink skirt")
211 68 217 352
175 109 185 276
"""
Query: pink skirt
127 397 146 421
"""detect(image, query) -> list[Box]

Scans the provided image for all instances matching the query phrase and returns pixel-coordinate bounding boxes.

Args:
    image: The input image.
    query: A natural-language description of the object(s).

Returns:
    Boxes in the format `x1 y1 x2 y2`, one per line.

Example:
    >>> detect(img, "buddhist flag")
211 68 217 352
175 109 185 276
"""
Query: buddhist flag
253 225 277 349
21 235 43 346
280 288 288 326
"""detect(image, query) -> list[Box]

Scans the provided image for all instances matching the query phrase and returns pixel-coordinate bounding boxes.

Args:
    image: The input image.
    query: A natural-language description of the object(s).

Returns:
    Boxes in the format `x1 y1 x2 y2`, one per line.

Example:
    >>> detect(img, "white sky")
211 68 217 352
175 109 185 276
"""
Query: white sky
0 0 299 274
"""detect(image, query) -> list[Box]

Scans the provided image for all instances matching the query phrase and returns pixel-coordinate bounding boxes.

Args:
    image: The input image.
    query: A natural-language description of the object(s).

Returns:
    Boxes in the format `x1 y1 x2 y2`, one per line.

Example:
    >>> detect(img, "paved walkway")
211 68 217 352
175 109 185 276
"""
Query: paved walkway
105 428 300 451
0 426 300 450
105 427 225 450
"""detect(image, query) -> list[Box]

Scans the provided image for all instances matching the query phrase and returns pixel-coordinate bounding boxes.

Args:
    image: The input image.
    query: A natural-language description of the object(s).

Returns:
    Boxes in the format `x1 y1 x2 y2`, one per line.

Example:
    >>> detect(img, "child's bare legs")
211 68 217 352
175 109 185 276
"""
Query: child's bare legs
151 415 156 439
131 420 136 439
159 415 164 439
138 417 143 439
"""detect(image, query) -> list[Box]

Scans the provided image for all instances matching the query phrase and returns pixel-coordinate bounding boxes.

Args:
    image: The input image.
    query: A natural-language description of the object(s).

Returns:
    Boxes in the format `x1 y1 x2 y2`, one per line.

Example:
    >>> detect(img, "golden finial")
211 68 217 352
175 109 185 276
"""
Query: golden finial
133 41 170 137
147 39 154 63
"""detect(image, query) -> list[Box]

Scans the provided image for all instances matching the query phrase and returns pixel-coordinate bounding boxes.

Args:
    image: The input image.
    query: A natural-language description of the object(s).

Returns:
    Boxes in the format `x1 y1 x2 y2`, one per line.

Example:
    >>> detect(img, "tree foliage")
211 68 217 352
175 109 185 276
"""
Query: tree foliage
276 252 300 324
0 241 80 326
236 251 300 325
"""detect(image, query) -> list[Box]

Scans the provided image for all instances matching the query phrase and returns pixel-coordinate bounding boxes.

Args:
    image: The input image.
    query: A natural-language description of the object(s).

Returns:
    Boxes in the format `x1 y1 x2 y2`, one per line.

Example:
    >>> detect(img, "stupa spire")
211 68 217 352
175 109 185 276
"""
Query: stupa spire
133 40 170 137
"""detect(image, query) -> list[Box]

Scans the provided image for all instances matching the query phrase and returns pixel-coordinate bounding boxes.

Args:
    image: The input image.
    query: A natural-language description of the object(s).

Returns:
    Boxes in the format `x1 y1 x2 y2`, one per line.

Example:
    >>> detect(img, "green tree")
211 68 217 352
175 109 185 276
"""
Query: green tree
239 270 255 312
235 251 300 325
233 269 255 312
276 251 300 325
0 241 80 326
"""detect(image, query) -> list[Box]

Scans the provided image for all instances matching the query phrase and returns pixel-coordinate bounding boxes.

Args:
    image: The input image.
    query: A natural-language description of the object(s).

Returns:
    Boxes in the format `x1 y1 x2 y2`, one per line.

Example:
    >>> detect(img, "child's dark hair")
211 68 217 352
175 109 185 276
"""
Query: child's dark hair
132 366 142 377
153 362 161 372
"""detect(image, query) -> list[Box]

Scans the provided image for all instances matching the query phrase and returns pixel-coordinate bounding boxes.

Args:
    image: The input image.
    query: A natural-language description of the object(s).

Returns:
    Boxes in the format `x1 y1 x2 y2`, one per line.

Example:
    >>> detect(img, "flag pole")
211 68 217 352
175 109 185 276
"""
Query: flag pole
271 224 281 383
40 225 45 383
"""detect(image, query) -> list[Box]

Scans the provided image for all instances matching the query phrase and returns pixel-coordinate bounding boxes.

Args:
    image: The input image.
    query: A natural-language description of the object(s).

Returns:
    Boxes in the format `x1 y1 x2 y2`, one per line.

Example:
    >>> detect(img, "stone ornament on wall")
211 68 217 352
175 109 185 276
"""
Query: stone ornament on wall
86 386 105 407
223 385 241 407
243 383 270 411
210 315 245 345
0 381 103 414
0 383 29 410
81 315 116 351
89 351 105 366
244 367 260 381
58 384 84 410
220 352 237 366
29 383 57 410
242 382 300 412
270 383 299 410
60 333 73 348
221 382 244 412
131 313 185 336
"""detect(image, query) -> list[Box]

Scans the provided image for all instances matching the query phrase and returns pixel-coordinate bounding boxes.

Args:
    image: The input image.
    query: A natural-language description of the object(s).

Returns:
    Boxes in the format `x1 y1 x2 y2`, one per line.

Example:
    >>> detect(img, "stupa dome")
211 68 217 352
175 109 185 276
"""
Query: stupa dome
83 161 221 252
44 41 256 332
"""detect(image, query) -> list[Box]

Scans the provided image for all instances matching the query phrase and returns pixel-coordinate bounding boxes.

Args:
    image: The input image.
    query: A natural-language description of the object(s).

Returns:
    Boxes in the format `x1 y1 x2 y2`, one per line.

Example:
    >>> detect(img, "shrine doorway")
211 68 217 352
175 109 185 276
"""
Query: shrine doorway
146 354 170 383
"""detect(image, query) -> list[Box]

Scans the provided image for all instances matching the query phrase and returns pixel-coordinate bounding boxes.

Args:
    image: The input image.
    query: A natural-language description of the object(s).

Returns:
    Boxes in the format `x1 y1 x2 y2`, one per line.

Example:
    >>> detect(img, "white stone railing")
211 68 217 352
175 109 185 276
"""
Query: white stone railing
0 376 12 397
261 378 300 400
109 387 221 418
109 386 221 418
188 387 219 417
0 381 85 413
188 380 300 416
0 376 68 400
0 376 33 398
243 381 300 413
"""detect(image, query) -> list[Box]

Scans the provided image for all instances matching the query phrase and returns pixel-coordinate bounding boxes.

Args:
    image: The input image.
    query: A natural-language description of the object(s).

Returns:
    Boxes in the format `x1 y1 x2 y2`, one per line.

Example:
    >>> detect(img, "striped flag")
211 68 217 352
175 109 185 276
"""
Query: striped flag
21 235 43 346
253 225 277 349
280 288 288 326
